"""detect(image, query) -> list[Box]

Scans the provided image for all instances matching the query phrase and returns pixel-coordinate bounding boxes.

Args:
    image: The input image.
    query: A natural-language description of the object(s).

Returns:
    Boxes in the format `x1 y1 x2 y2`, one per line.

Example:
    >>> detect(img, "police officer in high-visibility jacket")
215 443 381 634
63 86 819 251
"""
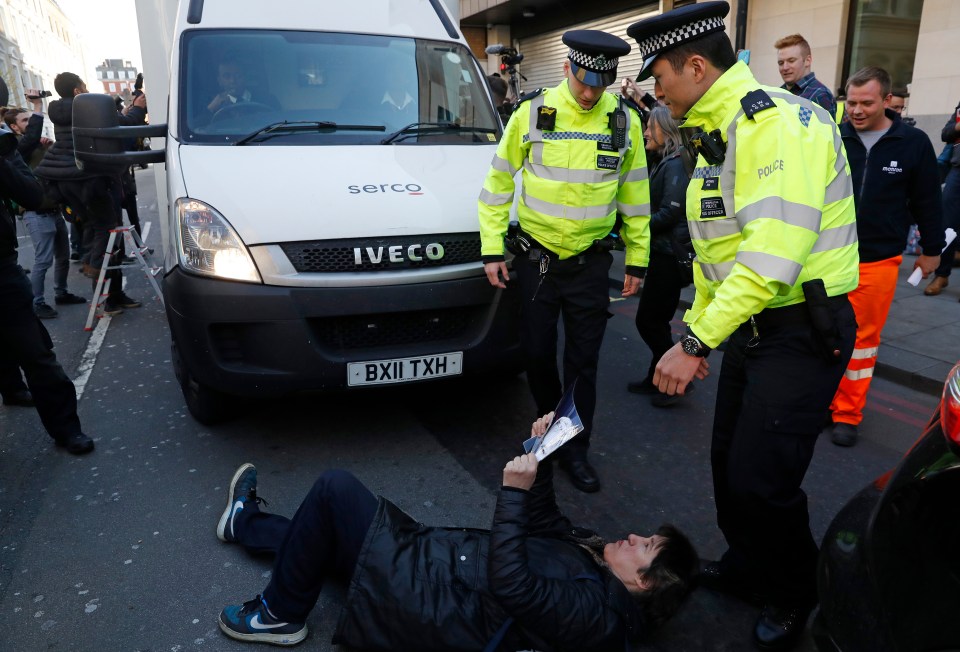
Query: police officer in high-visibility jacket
479 30 651 494
628 3 858 649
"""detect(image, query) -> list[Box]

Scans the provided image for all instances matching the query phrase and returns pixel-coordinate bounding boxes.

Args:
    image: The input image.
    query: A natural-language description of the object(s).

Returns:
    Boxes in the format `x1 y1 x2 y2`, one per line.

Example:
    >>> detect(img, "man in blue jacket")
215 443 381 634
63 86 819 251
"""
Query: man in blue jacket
825 66 944 447
212 414 698 650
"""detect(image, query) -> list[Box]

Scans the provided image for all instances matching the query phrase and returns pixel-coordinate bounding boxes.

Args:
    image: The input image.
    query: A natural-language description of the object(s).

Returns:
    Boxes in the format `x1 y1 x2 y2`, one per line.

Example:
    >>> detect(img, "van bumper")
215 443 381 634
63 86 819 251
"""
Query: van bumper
163 267 521 396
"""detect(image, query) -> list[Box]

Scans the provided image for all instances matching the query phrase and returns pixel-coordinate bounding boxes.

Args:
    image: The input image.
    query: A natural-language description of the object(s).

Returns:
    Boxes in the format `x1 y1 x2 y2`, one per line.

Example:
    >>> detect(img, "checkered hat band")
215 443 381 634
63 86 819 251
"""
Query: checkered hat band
638 15 725 58
568 48 619 71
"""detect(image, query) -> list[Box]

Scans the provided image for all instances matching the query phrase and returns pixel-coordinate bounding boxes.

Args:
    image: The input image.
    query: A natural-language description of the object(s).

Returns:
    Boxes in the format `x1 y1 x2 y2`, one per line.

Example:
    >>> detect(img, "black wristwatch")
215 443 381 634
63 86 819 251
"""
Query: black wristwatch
680 332 711 357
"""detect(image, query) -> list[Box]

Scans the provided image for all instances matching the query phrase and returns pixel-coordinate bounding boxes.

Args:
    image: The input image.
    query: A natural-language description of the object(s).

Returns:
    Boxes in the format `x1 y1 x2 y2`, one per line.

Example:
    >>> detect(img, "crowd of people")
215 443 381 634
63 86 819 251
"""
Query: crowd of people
0 72 148 454
2 1 958 650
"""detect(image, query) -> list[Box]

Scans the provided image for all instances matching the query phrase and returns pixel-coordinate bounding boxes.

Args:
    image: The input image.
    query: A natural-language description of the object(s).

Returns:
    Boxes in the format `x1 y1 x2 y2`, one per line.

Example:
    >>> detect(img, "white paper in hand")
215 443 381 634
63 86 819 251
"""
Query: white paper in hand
521 380 584 461
908 228 956 286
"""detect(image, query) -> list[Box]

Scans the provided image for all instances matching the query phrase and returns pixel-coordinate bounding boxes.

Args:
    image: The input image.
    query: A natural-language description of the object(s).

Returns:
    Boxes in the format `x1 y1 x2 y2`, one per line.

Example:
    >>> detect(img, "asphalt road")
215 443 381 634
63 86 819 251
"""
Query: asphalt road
0 169 939 651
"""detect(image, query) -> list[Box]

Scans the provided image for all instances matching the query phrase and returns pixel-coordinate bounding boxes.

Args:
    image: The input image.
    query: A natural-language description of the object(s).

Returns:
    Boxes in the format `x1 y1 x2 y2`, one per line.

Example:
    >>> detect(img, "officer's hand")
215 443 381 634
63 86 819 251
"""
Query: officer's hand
622 274 642 297
503 453 538 490
530 411 555 438
653 342 706 395
131 93 147 111
915 254 940 278
484 261 509 289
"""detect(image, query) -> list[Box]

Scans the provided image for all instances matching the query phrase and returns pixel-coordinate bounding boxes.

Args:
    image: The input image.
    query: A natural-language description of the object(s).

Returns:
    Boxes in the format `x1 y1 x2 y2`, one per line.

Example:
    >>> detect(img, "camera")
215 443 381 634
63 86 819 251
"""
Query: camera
485 44 524 67
26 90 52 101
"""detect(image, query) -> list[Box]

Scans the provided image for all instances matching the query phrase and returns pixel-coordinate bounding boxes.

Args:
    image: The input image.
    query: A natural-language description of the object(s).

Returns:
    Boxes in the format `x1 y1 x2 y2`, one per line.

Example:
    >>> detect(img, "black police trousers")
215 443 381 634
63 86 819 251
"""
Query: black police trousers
514 249 612 457
0 262 82 441
712 297 856 607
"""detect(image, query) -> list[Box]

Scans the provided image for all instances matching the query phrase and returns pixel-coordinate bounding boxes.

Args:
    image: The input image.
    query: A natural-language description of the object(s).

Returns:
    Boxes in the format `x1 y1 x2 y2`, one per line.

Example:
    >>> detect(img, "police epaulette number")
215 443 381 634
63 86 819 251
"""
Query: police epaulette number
740 89 775 120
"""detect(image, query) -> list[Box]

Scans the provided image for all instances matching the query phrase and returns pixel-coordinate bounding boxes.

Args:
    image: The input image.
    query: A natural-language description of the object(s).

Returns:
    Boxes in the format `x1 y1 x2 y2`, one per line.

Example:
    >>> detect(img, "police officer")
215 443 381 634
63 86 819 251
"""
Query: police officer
628 3 858 649
479 30 651 493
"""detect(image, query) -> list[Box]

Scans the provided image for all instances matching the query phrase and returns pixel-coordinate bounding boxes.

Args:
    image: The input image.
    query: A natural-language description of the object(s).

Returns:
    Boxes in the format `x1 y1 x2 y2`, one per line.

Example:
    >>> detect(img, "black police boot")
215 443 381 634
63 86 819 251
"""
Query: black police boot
753 604 813 651
560 456 600 493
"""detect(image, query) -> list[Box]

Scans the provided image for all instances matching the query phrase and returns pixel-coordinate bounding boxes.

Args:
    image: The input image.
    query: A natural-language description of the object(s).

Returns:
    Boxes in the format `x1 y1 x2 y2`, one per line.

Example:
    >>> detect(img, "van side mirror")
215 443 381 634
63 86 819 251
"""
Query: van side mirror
73 93 166 171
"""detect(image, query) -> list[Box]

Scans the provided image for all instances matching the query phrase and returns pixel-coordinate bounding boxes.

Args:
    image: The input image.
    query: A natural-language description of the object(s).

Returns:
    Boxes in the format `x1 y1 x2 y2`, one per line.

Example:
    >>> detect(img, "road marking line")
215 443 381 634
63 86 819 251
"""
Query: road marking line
74 316 111 401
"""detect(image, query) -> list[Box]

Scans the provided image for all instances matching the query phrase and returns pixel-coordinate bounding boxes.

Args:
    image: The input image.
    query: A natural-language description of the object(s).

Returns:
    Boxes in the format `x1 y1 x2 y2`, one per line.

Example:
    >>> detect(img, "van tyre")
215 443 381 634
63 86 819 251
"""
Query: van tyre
171 339 234 425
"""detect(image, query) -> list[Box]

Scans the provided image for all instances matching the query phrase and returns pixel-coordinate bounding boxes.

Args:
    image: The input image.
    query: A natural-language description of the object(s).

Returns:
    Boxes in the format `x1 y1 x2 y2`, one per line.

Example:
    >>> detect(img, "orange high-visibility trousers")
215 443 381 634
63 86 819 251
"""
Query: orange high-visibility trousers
830 256 902 426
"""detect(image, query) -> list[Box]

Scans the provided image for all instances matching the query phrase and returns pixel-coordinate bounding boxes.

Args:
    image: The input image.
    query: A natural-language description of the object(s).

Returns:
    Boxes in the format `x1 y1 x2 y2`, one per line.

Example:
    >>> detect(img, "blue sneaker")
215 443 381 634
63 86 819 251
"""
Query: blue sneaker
218 594 307 645
217 463 259 542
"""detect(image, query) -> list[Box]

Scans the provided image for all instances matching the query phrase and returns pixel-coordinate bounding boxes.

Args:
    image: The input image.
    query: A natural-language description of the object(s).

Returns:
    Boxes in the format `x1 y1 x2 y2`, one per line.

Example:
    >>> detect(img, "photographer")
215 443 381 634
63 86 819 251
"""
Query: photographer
3 90 86 319
35 72 147 315
0 124 94 453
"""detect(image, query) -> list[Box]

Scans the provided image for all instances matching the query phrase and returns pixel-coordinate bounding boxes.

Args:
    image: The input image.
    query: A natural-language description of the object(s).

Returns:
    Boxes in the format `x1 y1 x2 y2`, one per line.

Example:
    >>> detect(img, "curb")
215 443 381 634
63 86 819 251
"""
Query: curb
609 275 943 398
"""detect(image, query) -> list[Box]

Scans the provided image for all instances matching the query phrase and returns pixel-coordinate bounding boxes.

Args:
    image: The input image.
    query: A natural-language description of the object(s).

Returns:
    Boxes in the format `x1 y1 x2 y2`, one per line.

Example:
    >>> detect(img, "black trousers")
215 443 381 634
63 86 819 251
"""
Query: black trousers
711 298 856 607
514 249 612 456
935 166 960 278
58 178 125 297
235 470 377 623
0 263 82 440
635 251 684 380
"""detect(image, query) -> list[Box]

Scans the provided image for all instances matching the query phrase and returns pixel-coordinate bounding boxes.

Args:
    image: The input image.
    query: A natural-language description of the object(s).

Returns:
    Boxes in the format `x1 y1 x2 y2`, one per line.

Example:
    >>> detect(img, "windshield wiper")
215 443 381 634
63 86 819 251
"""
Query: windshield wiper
380 121 498 145
234 121 385 146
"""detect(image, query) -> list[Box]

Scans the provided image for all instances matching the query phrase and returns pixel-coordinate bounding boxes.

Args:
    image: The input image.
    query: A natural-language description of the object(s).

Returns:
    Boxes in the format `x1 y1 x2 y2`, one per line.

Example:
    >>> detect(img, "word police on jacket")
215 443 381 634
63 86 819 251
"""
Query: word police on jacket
354 243 445 265
757 159 784 179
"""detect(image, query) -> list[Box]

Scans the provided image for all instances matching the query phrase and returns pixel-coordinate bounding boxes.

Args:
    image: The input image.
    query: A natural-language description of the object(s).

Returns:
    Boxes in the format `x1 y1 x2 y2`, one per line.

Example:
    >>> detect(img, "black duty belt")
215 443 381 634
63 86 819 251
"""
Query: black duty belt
526 236 606 269
743 294 849 331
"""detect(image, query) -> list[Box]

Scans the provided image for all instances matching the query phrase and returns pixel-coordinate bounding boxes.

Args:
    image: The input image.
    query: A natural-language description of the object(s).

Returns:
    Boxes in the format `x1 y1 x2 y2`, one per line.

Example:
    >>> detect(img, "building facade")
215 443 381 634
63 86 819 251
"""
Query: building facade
96 57 138 102
0 0 88 124
461 0 960 142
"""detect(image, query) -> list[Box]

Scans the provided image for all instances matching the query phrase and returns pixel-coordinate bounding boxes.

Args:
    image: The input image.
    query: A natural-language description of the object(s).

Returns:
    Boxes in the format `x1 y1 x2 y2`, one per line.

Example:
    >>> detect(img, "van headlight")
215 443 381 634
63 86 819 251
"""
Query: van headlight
176 198 261 282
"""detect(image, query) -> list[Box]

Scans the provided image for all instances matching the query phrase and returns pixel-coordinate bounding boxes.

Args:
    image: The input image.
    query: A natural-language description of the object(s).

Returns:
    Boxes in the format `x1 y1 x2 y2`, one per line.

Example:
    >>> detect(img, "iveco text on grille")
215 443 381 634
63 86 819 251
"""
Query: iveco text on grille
354 243 444 265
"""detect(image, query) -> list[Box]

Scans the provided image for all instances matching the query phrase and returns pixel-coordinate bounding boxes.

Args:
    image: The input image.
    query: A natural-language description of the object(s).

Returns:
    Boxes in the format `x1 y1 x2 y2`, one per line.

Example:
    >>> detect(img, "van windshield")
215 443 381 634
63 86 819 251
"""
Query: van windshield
180 30 501 145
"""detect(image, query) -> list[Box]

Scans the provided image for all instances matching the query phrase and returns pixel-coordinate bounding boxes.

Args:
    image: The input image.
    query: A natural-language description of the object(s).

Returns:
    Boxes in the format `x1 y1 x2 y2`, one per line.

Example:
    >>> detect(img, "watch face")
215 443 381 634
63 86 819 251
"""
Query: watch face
682 336 701 356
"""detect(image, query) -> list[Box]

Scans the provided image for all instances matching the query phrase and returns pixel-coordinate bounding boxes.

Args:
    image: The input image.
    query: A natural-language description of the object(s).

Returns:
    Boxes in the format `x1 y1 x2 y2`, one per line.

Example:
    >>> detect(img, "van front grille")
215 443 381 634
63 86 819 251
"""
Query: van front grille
312 307 479 350
280 233 481 273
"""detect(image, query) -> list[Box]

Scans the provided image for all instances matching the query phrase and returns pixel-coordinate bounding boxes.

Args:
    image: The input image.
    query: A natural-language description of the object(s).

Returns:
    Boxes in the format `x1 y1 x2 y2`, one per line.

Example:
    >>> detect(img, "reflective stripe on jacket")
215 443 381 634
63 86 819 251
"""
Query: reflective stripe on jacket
681 62 860 349
478 80 651 270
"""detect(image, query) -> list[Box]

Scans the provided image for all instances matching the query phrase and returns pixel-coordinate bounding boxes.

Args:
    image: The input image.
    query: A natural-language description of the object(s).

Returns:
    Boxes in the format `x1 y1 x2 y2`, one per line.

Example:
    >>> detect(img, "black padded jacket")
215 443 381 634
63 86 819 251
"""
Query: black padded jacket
332 463 646 652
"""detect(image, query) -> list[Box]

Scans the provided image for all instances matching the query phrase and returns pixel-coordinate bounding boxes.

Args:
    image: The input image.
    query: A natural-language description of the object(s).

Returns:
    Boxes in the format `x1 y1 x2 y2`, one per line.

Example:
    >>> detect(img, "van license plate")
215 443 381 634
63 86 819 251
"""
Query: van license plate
348 352 463 386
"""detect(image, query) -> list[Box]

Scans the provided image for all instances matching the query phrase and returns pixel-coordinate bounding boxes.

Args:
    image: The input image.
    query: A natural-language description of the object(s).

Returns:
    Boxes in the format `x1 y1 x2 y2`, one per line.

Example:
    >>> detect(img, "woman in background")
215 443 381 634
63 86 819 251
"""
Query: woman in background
627 105 692 407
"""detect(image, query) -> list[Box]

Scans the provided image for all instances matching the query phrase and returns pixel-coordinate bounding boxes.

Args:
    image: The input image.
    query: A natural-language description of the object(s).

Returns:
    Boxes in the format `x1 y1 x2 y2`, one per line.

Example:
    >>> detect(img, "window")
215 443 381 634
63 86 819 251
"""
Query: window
843 0 924 90
180 29 500 145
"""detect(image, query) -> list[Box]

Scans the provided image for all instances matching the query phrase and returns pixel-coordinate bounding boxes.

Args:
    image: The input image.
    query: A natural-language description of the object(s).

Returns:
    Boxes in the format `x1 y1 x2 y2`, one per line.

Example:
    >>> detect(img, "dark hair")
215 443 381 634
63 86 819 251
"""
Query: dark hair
54 72 83 98
634 524 699 627
846 66 891 98
487 74 507 100
1 106 28 127
891 88 909 99
660 31 737 77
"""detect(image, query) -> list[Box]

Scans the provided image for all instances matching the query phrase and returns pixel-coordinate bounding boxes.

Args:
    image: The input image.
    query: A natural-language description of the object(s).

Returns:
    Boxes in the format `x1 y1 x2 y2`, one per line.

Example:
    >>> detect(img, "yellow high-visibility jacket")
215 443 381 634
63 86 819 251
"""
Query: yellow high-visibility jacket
682 62 860 349
478 80 651 273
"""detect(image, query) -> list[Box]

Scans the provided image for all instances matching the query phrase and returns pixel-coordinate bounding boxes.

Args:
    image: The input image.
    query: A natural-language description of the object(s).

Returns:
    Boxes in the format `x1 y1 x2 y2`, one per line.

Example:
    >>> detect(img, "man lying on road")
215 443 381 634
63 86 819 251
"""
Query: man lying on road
214 413 699 650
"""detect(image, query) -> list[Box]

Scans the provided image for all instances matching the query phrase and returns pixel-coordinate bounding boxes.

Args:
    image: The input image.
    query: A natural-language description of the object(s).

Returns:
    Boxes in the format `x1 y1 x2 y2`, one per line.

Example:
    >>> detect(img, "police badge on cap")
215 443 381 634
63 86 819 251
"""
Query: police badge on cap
627 1 730 82
562 30 631 88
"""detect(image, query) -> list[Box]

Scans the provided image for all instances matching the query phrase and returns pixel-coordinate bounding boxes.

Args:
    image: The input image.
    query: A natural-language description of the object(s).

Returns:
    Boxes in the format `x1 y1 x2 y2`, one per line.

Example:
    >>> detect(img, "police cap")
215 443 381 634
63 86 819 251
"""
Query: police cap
562 30 631 88
627 1 729 82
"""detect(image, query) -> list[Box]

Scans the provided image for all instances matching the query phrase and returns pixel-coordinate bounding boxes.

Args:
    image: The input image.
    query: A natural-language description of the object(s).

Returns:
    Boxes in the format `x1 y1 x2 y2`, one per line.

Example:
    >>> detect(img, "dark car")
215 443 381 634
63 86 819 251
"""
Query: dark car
813 363 960 652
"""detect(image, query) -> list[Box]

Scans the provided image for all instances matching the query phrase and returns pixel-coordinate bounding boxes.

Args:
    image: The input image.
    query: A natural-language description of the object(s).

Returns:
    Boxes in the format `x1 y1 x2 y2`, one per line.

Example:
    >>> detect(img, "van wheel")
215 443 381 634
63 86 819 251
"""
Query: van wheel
171 339 234 426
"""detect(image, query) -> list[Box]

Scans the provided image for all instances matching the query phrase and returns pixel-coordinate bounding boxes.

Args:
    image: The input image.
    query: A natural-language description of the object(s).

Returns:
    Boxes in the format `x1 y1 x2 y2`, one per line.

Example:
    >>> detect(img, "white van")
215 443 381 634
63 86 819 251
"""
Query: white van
74 0 520 423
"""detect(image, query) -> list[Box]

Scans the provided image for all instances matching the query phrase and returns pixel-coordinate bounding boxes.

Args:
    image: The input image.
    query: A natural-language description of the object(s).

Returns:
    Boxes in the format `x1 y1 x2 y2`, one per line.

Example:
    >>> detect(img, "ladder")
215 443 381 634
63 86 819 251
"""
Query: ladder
84 223 164 331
